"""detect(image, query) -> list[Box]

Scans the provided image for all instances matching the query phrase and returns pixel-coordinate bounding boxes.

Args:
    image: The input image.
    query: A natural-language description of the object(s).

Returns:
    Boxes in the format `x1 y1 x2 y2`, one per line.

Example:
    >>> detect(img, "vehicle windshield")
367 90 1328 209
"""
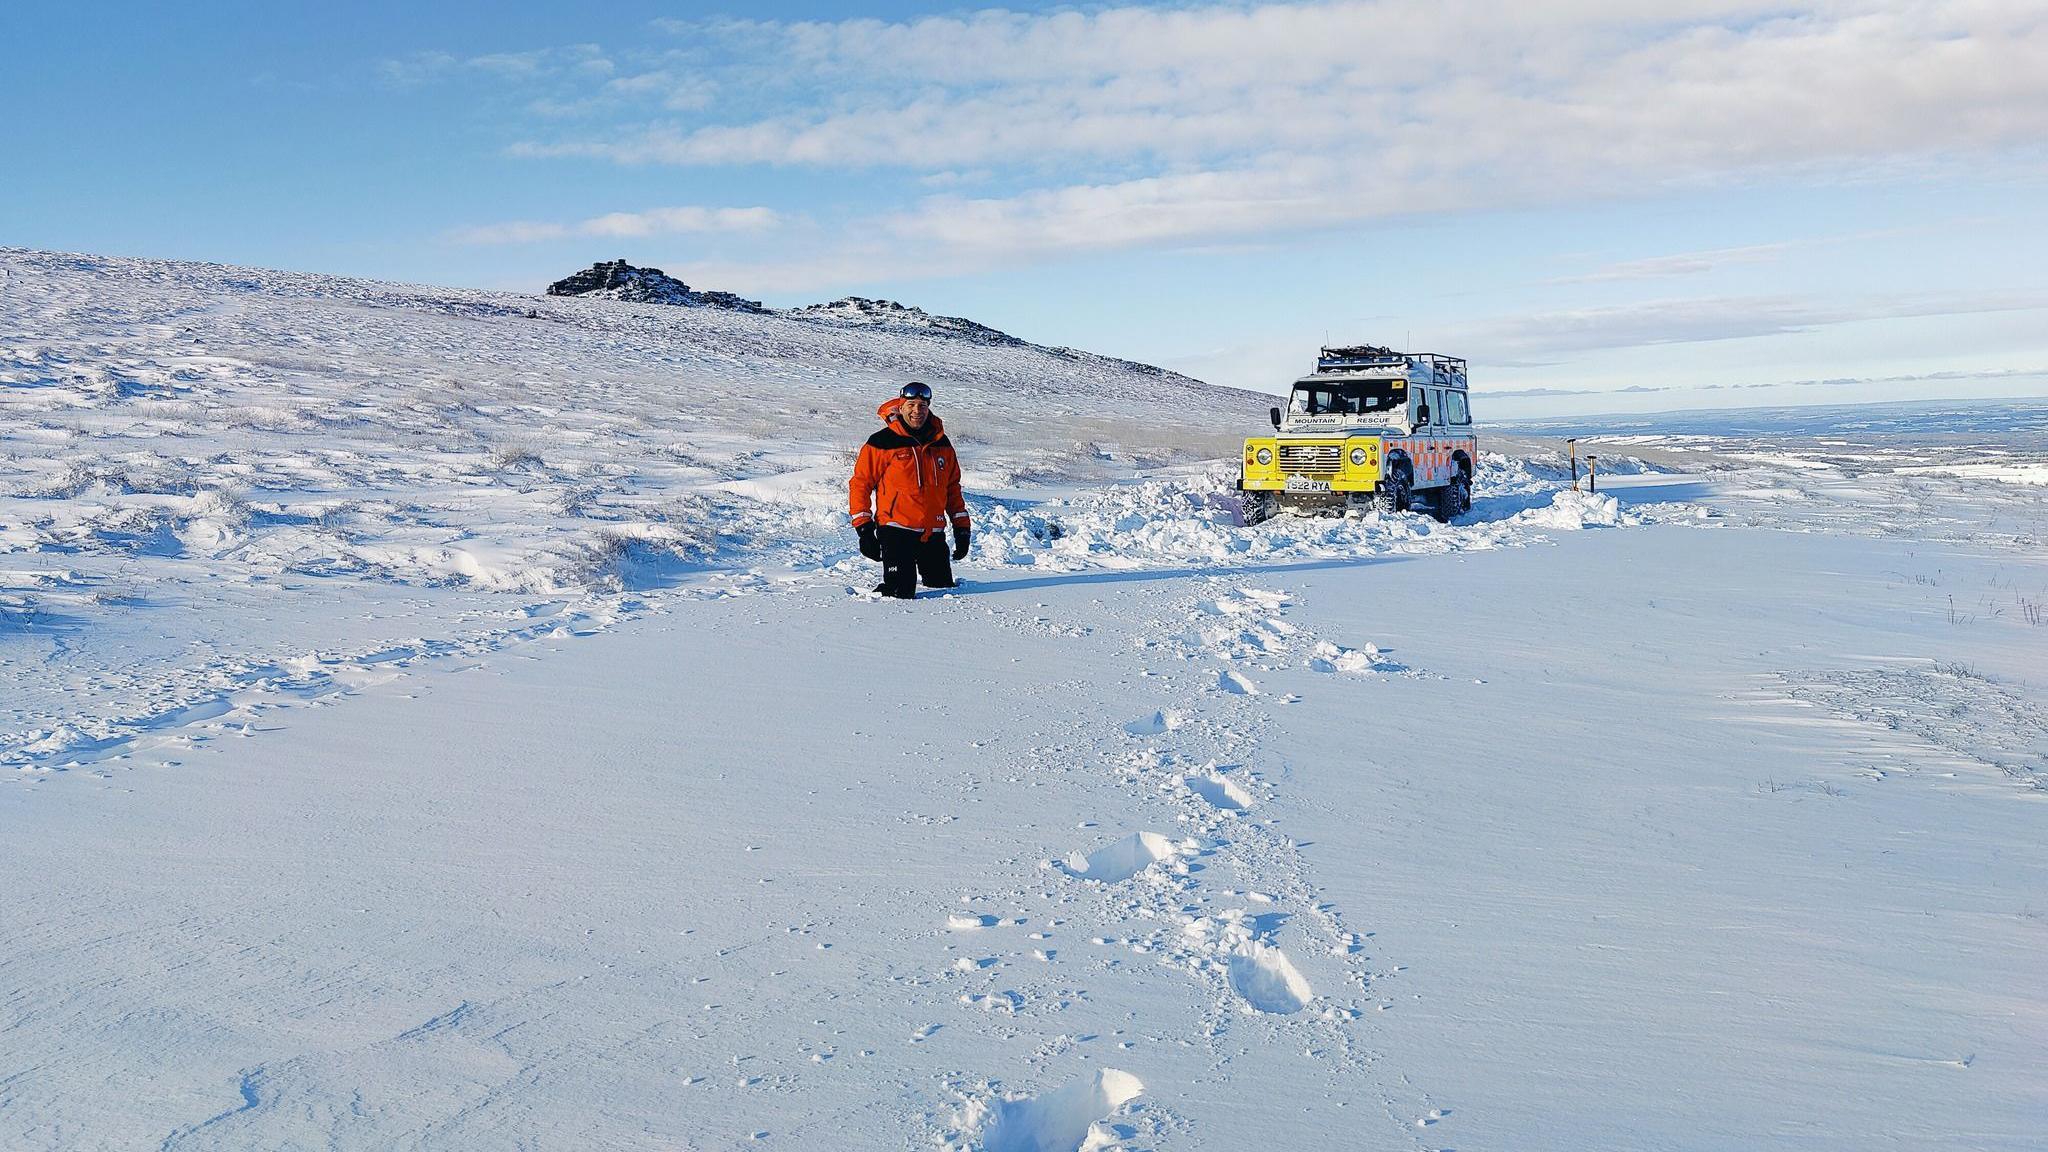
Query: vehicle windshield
1286 378 1405 416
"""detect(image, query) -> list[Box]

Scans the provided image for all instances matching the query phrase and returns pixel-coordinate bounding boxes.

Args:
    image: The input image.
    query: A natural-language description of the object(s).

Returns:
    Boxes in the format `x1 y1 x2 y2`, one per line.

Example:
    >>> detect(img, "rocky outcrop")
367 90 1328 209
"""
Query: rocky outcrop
545 260 767 313
545 270 1019 344
540 266 1192 381
787 297 1025 348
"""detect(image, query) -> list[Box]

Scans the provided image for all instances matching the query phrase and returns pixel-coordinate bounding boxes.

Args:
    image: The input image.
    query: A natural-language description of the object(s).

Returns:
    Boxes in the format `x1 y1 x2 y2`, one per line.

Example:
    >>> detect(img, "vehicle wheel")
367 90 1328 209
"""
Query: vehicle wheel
1374 467 1412 515
1432 472 1471 521
1241 490 1276 526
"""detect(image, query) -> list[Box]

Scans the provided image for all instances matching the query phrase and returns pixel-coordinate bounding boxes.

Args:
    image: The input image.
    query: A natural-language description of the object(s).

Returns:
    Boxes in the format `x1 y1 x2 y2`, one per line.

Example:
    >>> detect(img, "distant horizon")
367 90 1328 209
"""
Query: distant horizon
9 236 2047 424
1490 391 2048 430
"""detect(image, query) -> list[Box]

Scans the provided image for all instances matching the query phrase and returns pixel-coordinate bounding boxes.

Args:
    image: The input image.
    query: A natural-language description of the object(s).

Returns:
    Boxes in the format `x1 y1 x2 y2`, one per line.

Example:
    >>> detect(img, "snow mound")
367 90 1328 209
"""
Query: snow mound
1122 710 1183 736
1510 489 1623 530
967 458 1652 578
1308 640 1381 674
1227 941 1314 1014
962 1068 1145 1152
1062 831 1182 882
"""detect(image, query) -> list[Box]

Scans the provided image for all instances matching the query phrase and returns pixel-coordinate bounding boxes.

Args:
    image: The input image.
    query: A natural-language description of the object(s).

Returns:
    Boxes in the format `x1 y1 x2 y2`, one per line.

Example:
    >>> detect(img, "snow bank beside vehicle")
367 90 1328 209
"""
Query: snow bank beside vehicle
1509 488 1622 530
965 458 1650 576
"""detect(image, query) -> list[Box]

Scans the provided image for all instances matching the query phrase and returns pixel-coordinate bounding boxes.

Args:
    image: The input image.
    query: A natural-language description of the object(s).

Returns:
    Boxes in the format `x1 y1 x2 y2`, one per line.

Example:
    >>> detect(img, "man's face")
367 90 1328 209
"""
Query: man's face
900 397 930 428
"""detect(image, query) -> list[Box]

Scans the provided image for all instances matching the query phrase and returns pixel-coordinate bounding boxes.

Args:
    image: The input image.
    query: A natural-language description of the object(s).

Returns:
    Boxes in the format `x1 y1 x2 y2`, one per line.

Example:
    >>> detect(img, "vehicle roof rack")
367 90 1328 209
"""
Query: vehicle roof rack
1316 345 1468 378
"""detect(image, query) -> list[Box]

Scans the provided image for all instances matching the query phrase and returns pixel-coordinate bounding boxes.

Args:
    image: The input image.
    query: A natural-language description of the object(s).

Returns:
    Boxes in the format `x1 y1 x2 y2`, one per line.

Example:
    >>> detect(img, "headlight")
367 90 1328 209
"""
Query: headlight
1255 448 1273 465
1350 446 1369 466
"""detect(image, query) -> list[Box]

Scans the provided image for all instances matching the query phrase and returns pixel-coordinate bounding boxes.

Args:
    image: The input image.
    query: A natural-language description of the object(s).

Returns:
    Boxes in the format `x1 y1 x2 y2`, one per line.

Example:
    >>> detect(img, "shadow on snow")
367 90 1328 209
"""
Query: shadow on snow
946 553 1412 597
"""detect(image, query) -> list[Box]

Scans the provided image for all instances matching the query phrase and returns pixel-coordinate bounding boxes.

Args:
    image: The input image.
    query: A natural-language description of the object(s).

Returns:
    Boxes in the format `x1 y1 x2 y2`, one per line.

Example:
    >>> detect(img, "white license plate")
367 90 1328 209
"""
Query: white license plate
1283 477 1332 493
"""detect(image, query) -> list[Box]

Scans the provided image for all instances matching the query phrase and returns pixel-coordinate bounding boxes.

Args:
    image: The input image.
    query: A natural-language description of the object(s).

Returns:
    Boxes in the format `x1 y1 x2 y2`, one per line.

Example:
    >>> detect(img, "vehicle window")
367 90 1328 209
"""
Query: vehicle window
1418 389 1443 426
1447 391 1470 425
1287 378 1406 415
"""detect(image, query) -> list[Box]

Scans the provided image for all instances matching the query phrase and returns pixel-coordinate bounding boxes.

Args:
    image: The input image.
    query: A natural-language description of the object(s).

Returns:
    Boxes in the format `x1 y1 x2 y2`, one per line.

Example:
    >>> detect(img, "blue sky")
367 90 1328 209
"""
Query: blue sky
5 1 2046 414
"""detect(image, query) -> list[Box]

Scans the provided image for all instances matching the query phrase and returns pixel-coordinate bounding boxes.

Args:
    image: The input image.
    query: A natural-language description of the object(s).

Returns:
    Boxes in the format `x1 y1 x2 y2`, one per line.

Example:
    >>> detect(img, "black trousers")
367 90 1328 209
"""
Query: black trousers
877 525 955 598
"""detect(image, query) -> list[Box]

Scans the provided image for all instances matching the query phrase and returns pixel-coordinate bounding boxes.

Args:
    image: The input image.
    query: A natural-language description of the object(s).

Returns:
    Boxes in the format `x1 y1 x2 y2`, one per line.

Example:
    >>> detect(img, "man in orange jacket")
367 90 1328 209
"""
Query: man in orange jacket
849 381 971 598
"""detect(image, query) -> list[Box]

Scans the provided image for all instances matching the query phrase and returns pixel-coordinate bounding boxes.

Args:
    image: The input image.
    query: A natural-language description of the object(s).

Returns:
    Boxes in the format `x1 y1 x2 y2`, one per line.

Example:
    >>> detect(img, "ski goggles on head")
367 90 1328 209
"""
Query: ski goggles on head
899 382 932 401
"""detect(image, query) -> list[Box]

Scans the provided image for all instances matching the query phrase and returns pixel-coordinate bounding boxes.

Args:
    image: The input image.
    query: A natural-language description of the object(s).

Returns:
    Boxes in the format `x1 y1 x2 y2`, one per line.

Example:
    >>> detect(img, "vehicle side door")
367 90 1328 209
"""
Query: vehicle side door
1445 389 1474 482
1404 384 1428 485
1414 386 1446 488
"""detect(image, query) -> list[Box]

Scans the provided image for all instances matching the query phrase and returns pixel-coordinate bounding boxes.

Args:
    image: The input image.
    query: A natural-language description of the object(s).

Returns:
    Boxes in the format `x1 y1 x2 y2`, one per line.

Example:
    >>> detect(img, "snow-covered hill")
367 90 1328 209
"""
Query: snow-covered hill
0 246 1630 772
3 247 2045 1151
544 261 1214 385
0 246 1270 594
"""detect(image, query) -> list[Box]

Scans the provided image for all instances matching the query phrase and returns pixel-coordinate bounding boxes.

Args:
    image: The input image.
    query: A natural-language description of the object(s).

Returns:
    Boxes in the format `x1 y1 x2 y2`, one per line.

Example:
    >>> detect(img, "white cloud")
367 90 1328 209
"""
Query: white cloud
885 160 1361 254
606 71 717 111
1542 221 1985 284
629 155 1459 292
447 206 781 246
378 51 459 86
426 3 2048 291
545 1 2048 178
1456 292 2048 356
1549 243 1797 284
380 44 613 86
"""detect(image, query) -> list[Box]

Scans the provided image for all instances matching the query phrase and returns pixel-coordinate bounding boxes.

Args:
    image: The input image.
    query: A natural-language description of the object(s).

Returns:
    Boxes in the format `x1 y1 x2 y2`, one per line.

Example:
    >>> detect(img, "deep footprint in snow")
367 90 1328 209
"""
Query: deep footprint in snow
1185 769 1254 811
1235 587 1291 608
1216 668 1259 695
961 990 1024 1014
1060 832 1181 883
968 1068 1145 1152
1227 942 1314 1014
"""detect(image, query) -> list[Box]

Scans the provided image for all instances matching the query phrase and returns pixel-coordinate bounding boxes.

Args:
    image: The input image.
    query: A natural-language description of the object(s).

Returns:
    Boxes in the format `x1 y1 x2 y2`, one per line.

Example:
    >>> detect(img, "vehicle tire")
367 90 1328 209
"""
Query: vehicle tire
1431 472 1471 521
1374 465 1412 515
1241 490 1277 526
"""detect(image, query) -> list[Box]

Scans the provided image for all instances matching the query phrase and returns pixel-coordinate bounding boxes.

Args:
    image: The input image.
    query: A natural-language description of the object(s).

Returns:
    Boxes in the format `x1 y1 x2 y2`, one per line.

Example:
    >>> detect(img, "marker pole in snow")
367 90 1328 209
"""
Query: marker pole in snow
1567 439 1580 490
1587 455 1599 494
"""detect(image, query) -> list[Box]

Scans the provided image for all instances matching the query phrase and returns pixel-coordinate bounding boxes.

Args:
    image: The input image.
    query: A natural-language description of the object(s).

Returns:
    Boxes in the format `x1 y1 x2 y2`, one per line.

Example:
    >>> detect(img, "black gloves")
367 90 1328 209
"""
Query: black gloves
859 522 966 561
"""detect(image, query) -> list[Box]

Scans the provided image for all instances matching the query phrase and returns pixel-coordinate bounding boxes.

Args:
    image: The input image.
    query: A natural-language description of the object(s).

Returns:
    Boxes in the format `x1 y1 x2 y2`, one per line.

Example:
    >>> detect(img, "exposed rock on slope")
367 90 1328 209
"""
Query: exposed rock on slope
546 264 1201 384
546 260 767 313
788 296 1025 348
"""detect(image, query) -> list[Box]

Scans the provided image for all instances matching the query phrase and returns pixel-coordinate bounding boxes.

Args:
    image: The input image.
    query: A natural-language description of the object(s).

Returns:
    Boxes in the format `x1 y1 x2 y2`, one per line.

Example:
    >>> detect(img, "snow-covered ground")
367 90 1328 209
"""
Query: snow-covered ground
3 250 2044 1150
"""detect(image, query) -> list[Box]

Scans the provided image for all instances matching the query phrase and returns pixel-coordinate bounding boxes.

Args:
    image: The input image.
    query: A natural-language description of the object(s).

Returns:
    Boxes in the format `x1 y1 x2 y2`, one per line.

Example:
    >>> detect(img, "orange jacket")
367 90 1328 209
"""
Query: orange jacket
849 397 969 536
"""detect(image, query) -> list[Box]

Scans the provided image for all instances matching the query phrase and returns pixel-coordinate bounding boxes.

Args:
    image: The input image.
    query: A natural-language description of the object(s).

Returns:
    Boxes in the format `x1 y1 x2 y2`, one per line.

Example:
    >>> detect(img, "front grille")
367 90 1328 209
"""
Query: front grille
1279 443 1342 476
